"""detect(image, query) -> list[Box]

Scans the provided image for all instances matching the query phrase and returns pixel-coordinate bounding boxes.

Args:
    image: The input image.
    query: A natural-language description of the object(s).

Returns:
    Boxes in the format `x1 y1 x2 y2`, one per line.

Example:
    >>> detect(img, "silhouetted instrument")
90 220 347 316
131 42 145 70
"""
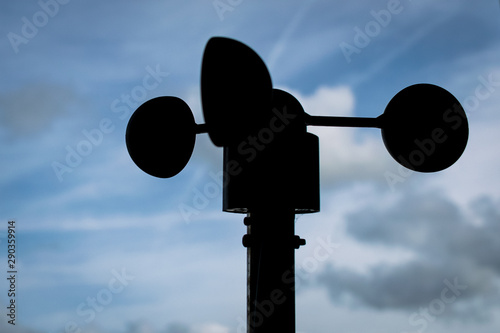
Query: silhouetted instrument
126 37 468 177
125 37 469 333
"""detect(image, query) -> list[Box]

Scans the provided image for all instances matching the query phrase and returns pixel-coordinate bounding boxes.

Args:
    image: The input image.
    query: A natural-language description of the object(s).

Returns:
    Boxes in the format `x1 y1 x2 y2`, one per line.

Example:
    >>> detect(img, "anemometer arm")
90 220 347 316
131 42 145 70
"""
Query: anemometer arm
195 123 209 134
305 113 383 128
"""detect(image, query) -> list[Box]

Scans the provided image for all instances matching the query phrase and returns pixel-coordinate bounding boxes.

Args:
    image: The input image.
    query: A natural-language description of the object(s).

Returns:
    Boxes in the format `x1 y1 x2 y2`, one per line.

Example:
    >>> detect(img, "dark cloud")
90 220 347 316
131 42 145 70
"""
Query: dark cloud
318 191 500 319
346 191 465 258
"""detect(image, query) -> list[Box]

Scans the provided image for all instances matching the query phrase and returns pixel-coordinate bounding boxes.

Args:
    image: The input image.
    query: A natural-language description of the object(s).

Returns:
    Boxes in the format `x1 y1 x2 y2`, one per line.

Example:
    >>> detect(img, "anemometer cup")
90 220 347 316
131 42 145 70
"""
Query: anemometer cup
380 84 469 173
125 97 196 178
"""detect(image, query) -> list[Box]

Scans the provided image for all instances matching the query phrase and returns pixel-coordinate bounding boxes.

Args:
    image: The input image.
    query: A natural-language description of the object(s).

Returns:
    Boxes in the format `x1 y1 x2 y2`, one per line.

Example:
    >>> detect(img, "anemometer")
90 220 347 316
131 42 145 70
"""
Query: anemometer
125 37 468 333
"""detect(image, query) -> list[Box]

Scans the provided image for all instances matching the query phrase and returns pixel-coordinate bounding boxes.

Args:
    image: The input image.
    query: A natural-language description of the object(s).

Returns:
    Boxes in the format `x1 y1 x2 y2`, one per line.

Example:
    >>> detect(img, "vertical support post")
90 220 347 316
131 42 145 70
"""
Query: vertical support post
244 209 297 333
221 90 319 332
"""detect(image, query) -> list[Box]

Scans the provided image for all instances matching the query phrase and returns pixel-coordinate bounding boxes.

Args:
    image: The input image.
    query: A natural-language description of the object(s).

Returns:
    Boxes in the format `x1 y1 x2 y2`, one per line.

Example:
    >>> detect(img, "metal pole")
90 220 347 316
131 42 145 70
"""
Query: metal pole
243 209 299 333
305 114 382 128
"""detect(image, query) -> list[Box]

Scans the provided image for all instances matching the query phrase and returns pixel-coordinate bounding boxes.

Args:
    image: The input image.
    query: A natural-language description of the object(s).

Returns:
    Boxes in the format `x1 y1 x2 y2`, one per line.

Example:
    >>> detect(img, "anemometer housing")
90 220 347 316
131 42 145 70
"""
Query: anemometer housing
125 36 469 333
222 89 320 214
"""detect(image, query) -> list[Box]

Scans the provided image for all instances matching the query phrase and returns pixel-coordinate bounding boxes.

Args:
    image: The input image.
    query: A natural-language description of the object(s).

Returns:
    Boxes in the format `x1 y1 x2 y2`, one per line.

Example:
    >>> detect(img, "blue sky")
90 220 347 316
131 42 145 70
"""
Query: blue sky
1 1 500 333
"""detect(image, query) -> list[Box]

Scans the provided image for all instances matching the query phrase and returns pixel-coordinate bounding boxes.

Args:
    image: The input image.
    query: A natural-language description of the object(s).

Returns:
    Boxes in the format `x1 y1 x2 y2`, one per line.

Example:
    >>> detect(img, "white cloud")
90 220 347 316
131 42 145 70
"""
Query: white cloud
281 85 394 186
191 323 230 333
